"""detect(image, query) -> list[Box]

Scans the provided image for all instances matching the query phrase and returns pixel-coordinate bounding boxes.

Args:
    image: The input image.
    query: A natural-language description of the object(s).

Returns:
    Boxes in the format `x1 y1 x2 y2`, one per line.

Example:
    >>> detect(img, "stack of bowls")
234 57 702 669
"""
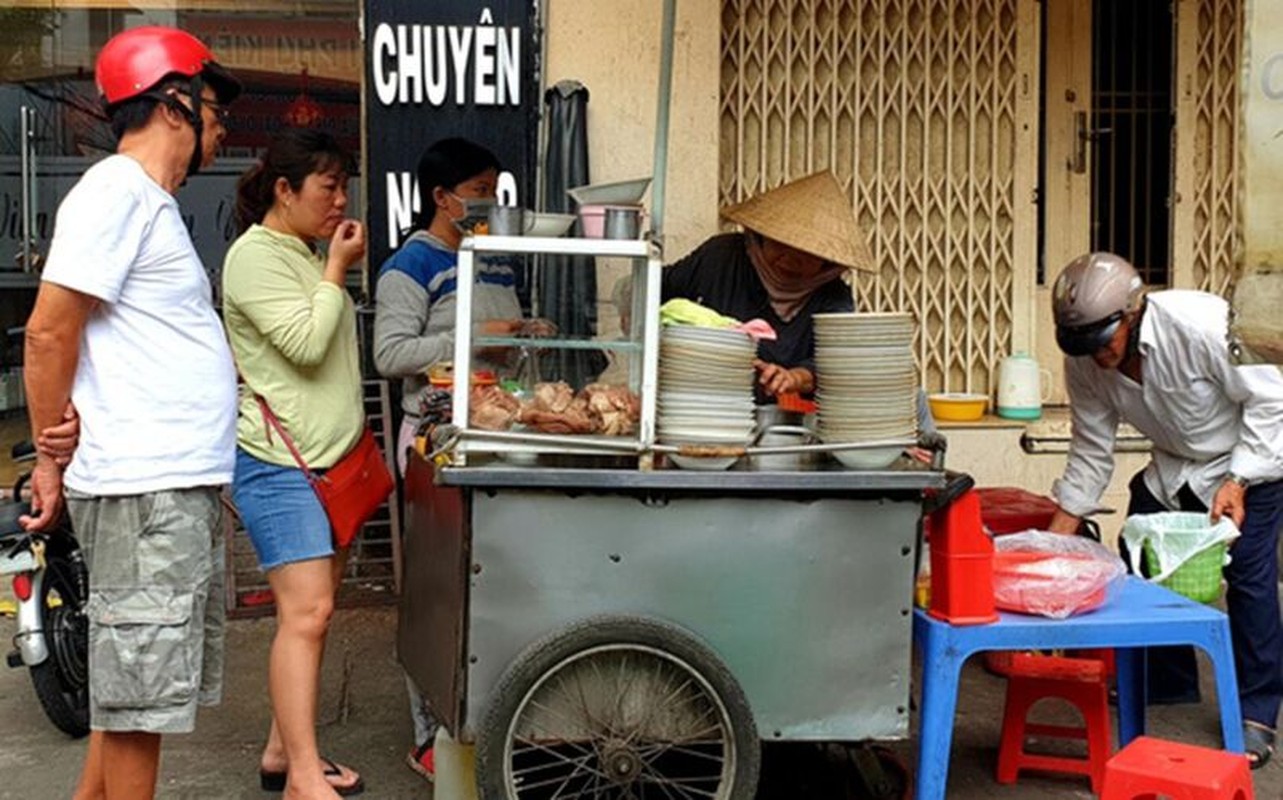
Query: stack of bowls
657 326 757 470
813 312 918 469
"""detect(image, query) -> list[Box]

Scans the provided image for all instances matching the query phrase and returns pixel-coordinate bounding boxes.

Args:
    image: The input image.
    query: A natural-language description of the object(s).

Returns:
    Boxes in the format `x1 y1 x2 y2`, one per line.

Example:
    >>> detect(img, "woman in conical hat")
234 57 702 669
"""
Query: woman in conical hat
661 170 874 403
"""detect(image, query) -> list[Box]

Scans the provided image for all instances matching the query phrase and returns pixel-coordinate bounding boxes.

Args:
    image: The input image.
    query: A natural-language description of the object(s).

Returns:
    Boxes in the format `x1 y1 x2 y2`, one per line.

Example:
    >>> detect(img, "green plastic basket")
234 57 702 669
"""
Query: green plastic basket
1143 540 1227 604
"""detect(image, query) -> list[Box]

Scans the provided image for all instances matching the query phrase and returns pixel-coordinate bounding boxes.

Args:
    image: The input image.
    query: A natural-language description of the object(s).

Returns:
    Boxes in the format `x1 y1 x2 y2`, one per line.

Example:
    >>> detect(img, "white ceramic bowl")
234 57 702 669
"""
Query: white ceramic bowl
830 446 904 470
525 212 576 237
569 177 653 206
668 453 740 471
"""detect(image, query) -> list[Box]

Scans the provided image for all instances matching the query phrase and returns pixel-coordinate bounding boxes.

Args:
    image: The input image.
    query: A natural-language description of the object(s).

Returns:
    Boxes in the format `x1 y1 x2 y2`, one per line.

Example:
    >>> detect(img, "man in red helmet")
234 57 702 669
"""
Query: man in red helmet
22 26 241 799
1046 252 1283 768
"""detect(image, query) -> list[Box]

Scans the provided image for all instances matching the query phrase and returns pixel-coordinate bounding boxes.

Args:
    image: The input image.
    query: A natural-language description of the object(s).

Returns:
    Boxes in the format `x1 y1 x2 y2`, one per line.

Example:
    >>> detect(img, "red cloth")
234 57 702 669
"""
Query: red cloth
977 487 1060 535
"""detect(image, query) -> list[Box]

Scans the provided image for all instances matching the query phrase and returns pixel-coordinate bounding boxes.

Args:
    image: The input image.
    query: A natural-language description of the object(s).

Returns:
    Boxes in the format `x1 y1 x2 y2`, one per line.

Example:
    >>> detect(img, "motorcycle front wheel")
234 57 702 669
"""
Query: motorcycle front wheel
28 547 89 738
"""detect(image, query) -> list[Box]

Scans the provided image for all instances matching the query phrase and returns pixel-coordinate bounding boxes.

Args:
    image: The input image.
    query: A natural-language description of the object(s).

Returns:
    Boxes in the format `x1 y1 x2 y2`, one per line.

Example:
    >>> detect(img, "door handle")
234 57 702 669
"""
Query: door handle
1069 111 1114 174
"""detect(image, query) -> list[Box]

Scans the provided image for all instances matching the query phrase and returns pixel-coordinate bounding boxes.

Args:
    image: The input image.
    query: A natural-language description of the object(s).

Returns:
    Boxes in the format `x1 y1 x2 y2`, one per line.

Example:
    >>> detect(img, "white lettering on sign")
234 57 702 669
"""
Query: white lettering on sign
386 172 420 249
370 9 521 108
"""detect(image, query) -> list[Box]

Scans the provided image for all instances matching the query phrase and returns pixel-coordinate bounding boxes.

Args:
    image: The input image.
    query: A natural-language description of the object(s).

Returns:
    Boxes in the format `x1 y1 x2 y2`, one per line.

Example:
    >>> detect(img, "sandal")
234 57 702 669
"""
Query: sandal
1244 720 1276 770
405 742 435 783
260 756 365 795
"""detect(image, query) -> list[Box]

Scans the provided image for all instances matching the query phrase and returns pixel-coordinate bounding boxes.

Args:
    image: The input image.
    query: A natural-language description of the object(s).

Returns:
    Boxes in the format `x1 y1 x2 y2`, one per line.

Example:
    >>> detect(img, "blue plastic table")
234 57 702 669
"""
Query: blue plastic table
911 576 1243 800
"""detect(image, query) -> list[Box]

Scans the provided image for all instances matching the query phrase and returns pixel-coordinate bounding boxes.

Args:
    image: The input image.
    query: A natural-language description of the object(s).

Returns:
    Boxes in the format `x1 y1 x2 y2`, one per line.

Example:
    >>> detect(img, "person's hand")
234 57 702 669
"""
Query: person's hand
1046 508 1083 535
20 459 64 532
479 319 523 337
904 446 934 465
518 318 558 338
36 402 79 468
1211 479 1247 530
328 219 367 272
753 360 813 397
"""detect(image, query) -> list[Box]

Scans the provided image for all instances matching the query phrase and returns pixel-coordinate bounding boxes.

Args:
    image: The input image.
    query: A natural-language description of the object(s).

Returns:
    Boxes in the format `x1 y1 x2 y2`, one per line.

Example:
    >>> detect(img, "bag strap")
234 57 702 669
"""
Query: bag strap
255 395 318 483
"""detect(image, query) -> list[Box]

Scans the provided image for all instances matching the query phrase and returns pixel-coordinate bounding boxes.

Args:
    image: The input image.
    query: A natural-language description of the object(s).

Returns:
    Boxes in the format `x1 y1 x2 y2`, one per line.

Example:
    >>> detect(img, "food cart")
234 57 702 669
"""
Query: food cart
392 4 959 794
395 229 958 798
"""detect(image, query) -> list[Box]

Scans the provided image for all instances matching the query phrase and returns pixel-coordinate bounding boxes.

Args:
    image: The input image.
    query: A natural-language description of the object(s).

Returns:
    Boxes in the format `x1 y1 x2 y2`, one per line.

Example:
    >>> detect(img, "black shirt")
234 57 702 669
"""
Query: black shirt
661 233 855 403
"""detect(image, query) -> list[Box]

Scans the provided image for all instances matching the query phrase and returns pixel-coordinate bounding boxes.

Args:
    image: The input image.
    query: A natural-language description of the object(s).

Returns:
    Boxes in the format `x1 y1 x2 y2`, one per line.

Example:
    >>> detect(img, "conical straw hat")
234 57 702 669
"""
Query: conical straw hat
720 171 875 272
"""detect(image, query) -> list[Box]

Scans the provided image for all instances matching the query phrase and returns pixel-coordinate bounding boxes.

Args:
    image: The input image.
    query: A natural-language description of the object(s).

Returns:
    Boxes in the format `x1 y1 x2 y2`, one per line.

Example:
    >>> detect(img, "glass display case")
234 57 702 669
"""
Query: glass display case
447 234 662 468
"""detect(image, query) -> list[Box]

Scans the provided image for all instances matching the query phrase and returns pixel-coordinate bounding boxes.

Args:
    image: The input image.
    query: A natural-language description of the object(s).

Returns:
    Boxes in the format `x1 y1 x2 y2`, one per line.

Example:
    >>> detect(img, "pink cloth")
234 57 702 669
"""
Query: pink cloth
735 318 778 342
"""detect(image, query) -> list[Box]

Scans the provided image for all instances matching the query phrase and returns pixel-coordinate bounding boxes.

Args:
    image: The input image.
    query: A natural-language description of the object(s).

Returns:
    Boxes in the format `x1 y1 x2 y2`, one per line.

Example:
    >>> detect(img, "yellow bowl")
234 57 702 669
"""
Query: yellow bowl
928 392 989 422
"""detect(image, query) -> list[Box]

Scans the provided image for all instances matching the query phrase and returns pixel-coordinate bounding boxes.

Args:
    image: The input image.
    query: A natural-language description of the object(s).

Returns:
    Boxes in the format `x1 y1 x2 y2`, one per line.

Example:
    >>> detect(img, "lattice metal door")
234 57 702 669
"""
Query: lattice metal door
720 0 1242 394
720 0 1039 393
1172 0 1242 296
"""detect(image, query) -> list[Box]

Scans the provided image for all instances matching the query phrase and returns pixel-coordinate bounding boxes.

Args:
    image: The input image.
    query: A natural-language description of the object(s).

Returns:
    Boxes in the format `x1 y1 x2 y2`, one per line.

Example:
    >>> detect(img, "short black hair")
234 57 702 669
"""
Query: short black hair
106 77 188 140
413 137 501 229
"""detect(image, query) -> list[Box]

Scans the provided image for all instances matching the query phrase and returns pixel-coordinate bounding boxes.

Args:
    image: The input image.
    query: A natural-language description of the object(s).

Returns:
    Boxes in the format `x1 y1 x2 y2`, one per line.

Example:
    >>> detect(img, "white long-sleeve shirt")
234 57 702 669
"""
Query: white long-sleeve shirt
1053 290 1283 516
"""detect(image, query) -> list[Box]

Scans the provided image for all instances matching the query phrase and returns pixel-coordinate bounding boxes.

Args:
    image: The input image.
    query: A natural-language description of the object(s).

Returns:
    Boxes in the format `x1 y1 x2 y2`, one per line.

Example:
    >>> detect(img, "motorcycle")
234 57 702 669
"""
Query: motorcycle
1 443 89 738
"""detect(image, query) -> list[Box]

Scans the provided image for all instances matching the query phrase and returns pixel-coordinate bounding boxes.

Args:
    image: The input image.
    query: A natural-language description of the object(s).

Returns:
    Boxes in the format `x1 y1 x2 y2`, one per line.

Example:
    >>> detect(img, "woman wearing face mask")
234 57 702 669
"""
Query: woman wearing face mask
374 137 552 477
223 128 367 797
374 136 556 782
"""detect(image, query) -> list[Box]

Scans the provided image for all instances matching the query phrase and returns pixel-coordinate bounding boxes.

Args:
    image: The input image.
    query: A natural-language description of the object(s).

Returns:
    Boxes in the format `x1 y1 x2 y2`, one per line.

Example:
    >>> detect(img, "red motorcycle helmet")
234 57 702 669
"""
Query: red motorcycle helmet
95 26 240 107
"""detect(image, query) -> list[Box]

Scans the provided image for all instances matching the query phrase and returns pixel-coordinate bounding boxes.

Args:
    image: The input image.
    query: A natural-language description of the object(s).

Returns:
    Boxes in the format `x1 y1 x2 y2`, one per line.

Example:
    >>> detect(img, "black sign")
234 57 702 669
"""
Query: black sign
362 0 539 273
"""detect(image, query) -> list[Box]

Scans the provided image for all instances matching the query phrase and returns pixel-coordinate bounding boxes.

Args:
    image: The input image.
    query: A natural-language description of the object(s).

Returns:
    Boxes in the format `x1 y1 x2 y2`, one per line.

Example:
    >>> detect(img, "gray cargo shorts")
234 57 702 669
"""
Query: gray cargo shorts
66 486 226 735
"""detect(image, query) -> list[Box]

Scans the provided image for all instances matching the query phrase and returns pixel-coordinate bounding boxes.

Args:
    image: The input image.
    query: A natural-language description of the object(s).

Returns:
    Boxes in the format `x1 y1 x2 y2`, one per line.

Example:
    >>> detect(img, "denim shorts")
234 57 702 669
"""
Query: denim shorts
232 447 333 571
66 486 225 735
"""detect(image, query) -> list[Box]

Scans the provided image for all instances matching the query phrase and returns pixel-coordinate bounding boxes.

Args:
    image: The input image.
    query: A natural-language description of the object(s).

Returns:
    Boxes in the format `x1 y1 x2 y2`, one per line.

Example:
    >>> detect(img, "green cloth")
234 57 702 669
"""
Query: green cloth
222 224 364 468
659 298 740 328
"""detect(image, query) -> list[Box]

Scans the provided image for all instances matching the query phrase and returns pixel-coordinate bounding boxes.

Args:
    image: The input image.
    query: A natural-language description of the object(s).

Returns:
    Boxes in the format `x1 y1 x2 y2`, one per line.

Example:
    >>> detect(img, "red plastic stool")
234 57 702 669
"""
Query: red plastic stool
996 652 1112 792
1100 736 1253 799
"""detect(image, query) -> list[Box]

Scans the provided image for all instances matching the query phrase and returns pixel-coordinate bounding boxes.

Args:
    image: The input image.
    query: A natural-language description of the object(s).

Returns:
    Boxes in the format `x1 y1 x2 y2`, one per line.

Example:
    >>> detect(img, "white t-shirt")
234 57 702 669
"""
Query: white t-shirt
40 154 237 495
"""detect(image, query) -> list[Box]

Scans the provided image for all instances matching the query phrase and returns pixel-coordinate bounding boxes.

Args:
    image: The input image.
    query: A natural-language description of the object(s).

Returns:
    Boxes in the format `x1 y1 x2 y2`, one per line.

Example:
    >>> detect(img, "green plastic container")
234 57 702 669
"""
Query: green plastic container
1143 540 1227 604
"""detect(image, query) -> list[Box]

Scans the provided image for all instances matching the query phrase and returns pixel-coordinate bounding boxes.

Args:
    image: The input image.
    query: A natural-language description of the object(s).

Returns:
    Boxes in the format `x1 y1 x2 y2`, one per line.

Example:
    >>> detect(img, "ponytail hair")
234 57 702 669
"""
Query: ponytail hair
234 127 354 233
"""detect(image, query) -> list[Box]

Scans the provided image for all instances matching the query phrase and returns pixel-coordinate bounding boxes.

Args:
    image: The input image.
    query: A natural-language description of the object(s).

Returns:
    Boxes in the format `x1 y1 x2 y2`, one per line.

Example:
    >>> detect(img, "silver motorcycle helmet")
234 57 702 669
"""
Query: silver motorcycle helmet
1051 252 1144 356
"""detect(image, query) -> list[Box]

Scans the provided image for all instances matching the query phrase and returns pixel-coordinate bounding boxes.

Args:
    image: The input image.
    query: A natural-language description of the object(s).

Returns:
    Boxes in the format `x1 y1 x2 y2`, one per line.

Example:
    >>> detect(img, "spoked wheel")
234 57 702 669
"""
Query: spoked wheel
476 615 760 800
28 544 90 739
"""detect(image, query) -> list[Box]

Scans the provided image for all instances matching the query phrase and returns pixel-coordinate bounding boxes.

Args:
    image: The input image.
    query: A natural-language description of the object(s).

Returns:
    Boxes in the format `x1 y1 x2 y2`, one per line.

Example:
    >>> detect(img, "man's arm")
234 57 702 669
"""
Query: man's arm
1206 338 1283 528
21 283 96 530
1050 357 1121 529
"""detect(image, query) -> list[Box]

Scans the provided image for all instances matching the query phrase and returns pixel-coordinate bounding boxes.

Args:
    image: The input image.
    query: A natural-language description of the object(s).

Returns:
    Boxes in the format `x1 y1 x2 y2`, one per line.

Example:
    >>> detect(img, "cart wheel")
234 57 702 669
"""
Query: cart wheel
475 614 761 800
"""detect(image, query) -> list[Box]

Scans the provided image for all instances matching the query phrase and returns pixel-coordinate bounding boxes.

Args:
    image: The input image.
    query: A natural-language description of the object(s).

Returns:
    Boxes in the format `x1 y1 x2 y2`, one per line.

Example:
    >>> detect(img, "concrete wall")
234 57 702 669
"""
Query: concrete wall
1235 0 1283 363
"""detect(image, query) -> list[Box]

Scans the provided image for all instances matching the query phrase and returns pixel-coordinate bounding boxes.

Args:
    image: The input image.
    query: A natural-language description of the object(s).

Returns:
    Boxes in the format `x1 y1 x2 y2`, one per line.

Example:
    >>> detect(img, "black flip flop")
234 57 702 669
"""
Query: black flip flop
1244 721 1276 770
260 756 365 796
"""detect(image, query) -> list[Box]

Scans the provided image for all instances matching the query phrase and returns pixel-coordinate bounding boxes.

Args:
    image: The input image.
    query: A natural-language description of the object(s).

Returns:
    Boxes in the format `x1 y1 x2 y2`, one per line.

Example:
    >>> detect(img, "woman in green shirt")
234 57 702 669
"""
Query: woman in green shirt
223 128 367 798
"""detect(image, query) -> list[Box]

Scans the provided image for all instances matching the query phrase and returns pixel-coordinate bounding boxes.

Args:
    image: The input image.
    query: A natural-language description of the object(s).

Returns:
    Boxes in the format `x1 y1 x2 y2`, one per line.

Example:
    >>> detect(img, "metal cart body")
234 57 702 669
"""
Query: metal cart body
399 459 946 745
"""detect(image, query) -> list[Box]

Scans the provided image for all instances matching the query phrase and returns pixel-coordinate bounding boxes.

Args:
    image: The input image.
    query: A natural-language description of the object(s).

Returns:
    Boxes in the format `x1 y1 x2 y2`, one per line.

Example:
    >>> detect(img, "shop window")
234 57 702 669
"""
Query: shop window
0 2 361 284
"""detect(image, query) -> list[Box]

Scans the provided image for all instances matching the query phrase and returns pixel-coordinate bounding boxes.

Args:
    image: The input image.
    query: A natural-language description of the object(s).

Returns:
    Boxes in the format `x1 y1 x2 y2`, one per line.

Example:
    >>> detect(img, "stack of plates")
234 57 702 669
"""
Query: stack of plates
658 326 757 470
813 312 918 469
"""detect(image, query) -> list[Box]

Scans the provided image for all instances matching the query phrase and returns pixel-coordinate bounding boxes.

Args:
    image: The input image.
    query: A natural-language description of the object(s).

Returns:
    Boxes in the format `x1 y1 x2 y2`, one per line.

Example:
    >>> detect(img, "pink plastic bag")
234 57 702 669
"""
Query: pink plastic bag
993 531 1126 618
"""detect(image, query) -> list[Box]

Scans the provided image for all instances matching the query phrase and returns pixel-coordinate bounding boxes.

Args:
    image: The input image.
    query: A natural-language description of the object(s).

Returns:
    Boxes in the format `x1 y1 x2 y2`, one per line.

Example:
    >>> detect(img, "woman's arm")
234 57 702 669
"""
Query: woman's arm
224 240 346 367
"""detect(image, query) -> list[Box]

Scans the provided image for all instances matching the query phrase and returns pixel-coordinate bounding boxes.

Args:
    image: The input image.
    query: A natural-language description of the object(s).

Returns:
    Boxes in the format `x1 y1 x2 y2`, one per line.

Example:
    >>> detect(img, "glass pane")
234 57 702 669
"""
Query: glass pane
460 244 649 444
1091 0 1173 285
0 4 360 283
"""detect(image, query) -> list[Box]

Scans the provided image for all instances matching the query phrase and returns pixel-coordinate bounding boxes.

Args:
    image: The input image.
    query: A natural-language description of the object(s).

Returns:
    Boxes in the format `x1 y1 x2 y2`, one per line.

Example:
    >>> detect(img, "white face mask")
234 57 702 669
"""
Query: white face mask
447 191 495 229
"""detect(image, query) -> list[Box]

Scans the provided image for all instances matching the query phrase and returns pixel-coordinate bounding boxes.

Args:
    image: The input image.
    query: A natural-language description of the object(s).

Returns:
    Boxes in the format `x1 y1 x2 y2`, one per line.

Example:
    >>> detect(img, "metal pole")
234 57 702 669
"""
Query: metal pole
20 106 33 273
650 0 676 241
